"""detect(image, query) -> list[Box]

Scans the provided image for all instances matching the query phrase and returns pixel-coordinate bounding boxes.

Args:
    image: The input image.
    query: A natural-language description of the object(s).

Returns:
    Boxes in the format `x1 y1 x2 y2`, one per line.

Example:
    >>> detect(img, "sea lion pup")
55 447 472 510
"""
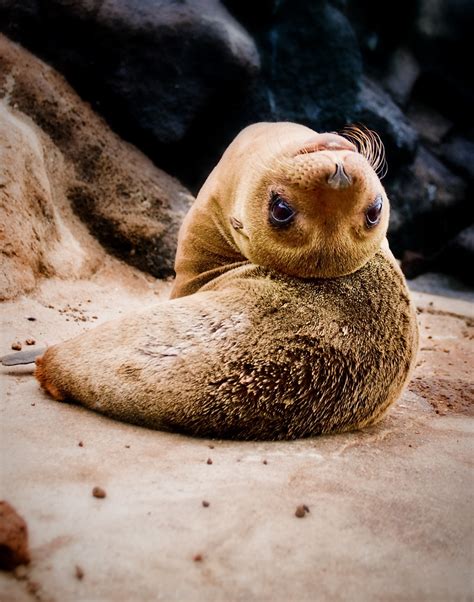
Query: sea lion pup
34 122 418 440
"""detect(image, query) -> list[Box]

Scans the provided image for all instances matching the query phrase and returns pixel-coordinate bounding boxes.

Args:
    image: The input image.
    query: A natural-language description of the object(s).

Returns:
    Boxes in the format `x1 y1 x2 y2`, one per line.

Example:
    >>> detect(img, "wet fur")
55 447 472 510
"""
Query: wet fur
35 122 419 440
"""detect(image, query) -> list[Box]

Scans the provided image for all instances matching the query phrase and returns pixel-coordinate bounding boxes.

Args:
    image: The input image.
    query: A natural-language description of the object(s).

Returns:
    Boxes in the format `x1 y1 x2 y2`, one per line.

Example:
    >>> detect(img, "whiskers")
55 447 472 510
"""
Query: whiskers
340 124 388 179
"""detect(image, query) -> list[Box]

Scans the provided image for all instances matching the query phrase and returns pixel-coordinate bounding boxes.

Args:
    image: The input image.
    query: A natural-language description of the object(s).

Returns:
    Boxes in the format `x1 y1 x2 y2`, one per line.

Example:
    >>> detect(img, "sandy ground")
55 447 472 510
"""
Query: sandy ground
0 262 473 602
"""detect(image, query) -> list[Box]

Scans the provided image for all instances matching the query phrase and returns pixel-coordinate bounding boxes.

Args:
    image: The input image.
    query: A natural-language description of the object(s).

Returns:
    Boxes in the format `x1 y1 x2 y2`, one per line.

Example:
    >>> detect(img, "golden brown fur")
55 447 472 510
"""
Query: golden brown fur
35 122 419 440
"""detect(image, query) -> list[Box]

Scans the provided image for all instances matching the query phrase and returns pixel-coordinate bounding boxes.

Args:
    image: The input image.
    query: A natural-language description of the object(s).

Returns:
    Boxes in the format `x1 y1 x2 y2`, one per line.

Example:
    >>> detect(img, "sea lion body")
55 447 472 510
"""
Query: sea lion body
35 122 418 440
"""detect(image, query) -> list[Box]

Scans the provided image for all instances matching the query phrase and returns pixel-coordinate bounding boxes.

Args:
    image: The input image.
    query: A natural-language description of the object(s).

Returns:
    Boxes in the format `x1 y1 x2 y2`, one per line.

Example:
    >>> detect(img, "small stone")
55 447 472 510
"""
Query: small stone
75 565 84 580
78 441 84 447
206 458 213 465
0 501 30 570
92 486 106 499
11 342 22 351
27 581 40 594
193 554 203 562
202 500 210 507
262 460 268 465
25 338 36 346
295 504 309 518
26 317 36 321
13 565 28 580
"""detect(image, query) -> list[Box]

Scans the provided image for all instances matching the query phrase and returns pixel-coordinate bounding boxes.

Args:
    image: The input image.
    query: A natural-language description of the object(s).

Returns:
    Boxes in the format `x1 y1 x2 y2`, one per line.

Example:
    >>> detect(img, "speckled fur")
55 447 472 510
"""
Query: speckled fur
36 123 419 440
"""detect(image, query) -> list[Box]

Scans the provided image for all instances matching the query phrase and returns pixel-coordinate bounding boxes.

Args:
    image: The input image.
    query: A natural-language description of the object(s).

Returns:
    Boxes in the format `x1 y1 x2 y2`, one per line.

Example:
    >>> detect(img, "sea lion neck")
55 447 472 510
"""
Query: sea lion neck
171 184 248 298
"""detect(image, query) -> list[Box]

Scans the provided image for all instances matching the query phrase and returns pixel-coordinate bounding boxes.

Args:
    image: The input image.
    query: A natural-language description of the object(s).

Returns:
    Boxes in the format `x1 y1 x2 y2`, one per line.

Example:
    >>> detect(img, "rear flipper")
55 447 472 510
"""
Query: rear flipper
35 354 66 401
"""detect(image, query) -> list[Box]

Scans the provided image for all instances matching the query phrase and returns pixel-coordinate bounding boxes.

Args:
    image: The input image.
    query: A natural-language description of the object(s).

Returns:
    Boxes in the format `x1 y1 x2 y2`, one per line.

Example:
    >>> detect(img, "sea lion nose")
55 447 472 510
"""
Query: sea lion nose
327 162 352 188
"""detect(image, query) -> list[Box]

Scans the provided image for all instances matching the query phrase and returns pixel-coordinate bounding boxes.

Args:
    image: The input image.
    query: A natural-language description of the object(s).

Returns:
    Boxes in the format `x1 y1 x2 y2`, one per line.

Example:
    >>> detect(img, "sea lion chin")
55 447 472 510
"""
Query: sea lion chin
33 122 419 440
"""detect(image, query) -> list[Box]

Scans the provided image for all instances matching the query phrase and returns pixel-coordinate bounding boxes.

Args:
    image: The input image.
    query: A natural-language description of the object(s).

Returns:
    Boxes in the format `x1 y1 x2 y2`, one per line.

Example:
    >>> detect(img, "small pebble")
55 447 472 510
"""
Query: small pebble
78 441 84 447
92 486 106 499
262 460 268 465
206 458 213 465
27 317 36 321
75 565 84 580
125 445 130 449
193 554 203 562
295 504 310 518
202 500 210 507
14 565 28 580
208 444 215 449
11 342 22 351
25 338 36 346
27 581 40 594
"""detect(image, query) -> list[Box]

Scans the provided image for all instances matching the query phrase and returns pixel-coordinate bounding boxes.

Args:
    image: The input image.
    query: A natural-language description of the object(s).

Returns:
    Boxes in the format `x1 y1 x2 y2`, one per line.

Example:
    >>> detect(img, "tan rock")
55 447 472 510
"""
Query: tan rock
0 501 30 570
0 35 193 301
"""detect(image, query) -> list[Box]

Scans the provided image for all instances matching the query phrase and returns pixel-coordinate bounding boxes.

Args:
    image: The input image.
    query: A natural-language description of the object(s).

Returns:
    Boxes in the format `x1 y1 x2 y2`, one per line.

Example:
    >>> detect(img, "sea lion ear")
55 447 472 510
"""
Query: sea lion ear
230 216 243 230
298 133 357 155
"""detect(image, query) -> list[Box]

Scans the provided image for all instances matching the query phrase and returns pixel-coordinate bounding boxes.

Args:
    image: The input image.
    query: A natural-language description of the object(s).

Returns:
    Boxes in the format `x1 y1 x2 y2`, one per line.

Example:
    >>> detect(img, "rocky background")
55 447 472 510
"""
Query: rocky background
1 0 473 289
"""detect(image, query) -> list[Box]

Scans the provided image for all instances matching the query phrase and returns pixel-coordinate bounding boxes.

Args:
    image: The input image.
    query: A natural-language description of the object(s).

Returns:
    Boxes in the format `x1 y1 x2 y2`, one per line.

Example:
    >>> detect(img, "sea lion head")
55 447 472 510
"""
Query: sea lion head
228 124 389 279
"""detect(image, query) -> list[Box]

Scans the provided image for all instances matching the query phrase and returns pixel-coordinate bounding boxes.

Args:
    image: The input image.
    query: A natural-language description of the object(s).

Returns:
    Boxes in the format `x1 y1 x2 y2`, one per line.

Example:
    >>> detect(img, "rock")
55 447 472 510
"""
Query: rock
355 77 418 167
345 0 418 62
413 0 474 120
0 501 30 570
433 226 474 285
406 101 453 147
221 0 279 30
441 136 474 181
0 35 192 300
387 145 468 256
0 0 260 146
401 226 474 285
382 46 420 108
257 0 362 130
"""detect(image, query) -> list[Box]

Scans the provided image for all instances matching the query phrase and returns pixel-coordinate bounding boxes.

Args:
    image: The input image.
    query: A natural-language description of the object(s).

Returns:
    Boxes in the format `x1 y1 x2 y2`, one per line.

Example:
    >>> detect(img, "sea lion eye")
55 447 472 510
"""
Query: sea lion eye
269 195 295 226
365 195 383 228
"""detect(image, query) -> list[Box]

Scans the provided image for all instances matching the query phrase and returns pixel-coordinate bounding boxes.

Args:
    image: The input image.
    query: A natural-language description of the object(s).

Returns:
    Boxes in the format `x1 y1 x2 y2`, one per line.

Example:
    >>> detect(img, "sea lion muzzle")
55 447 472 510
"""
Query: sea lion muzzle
327 162 352 189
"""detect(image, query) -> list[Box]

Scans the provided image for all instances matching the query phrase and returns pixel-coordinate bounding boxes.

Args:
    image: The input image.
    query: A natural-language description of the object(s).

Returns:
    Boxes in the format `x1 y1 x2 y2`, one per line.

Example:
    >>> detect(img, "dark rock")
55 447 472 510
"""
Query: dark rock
258 0 362 131
222 0 279 29
441 137 474 181
345 0 417 63
0 0 260 145
412 0 474 120
434 225 474 285
406 101 453 147
387 146 469 256
382 46 420 108
0 34 192 299
402 226 474 285
166 0 363 190
356 77 419 167
0 501 30 570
